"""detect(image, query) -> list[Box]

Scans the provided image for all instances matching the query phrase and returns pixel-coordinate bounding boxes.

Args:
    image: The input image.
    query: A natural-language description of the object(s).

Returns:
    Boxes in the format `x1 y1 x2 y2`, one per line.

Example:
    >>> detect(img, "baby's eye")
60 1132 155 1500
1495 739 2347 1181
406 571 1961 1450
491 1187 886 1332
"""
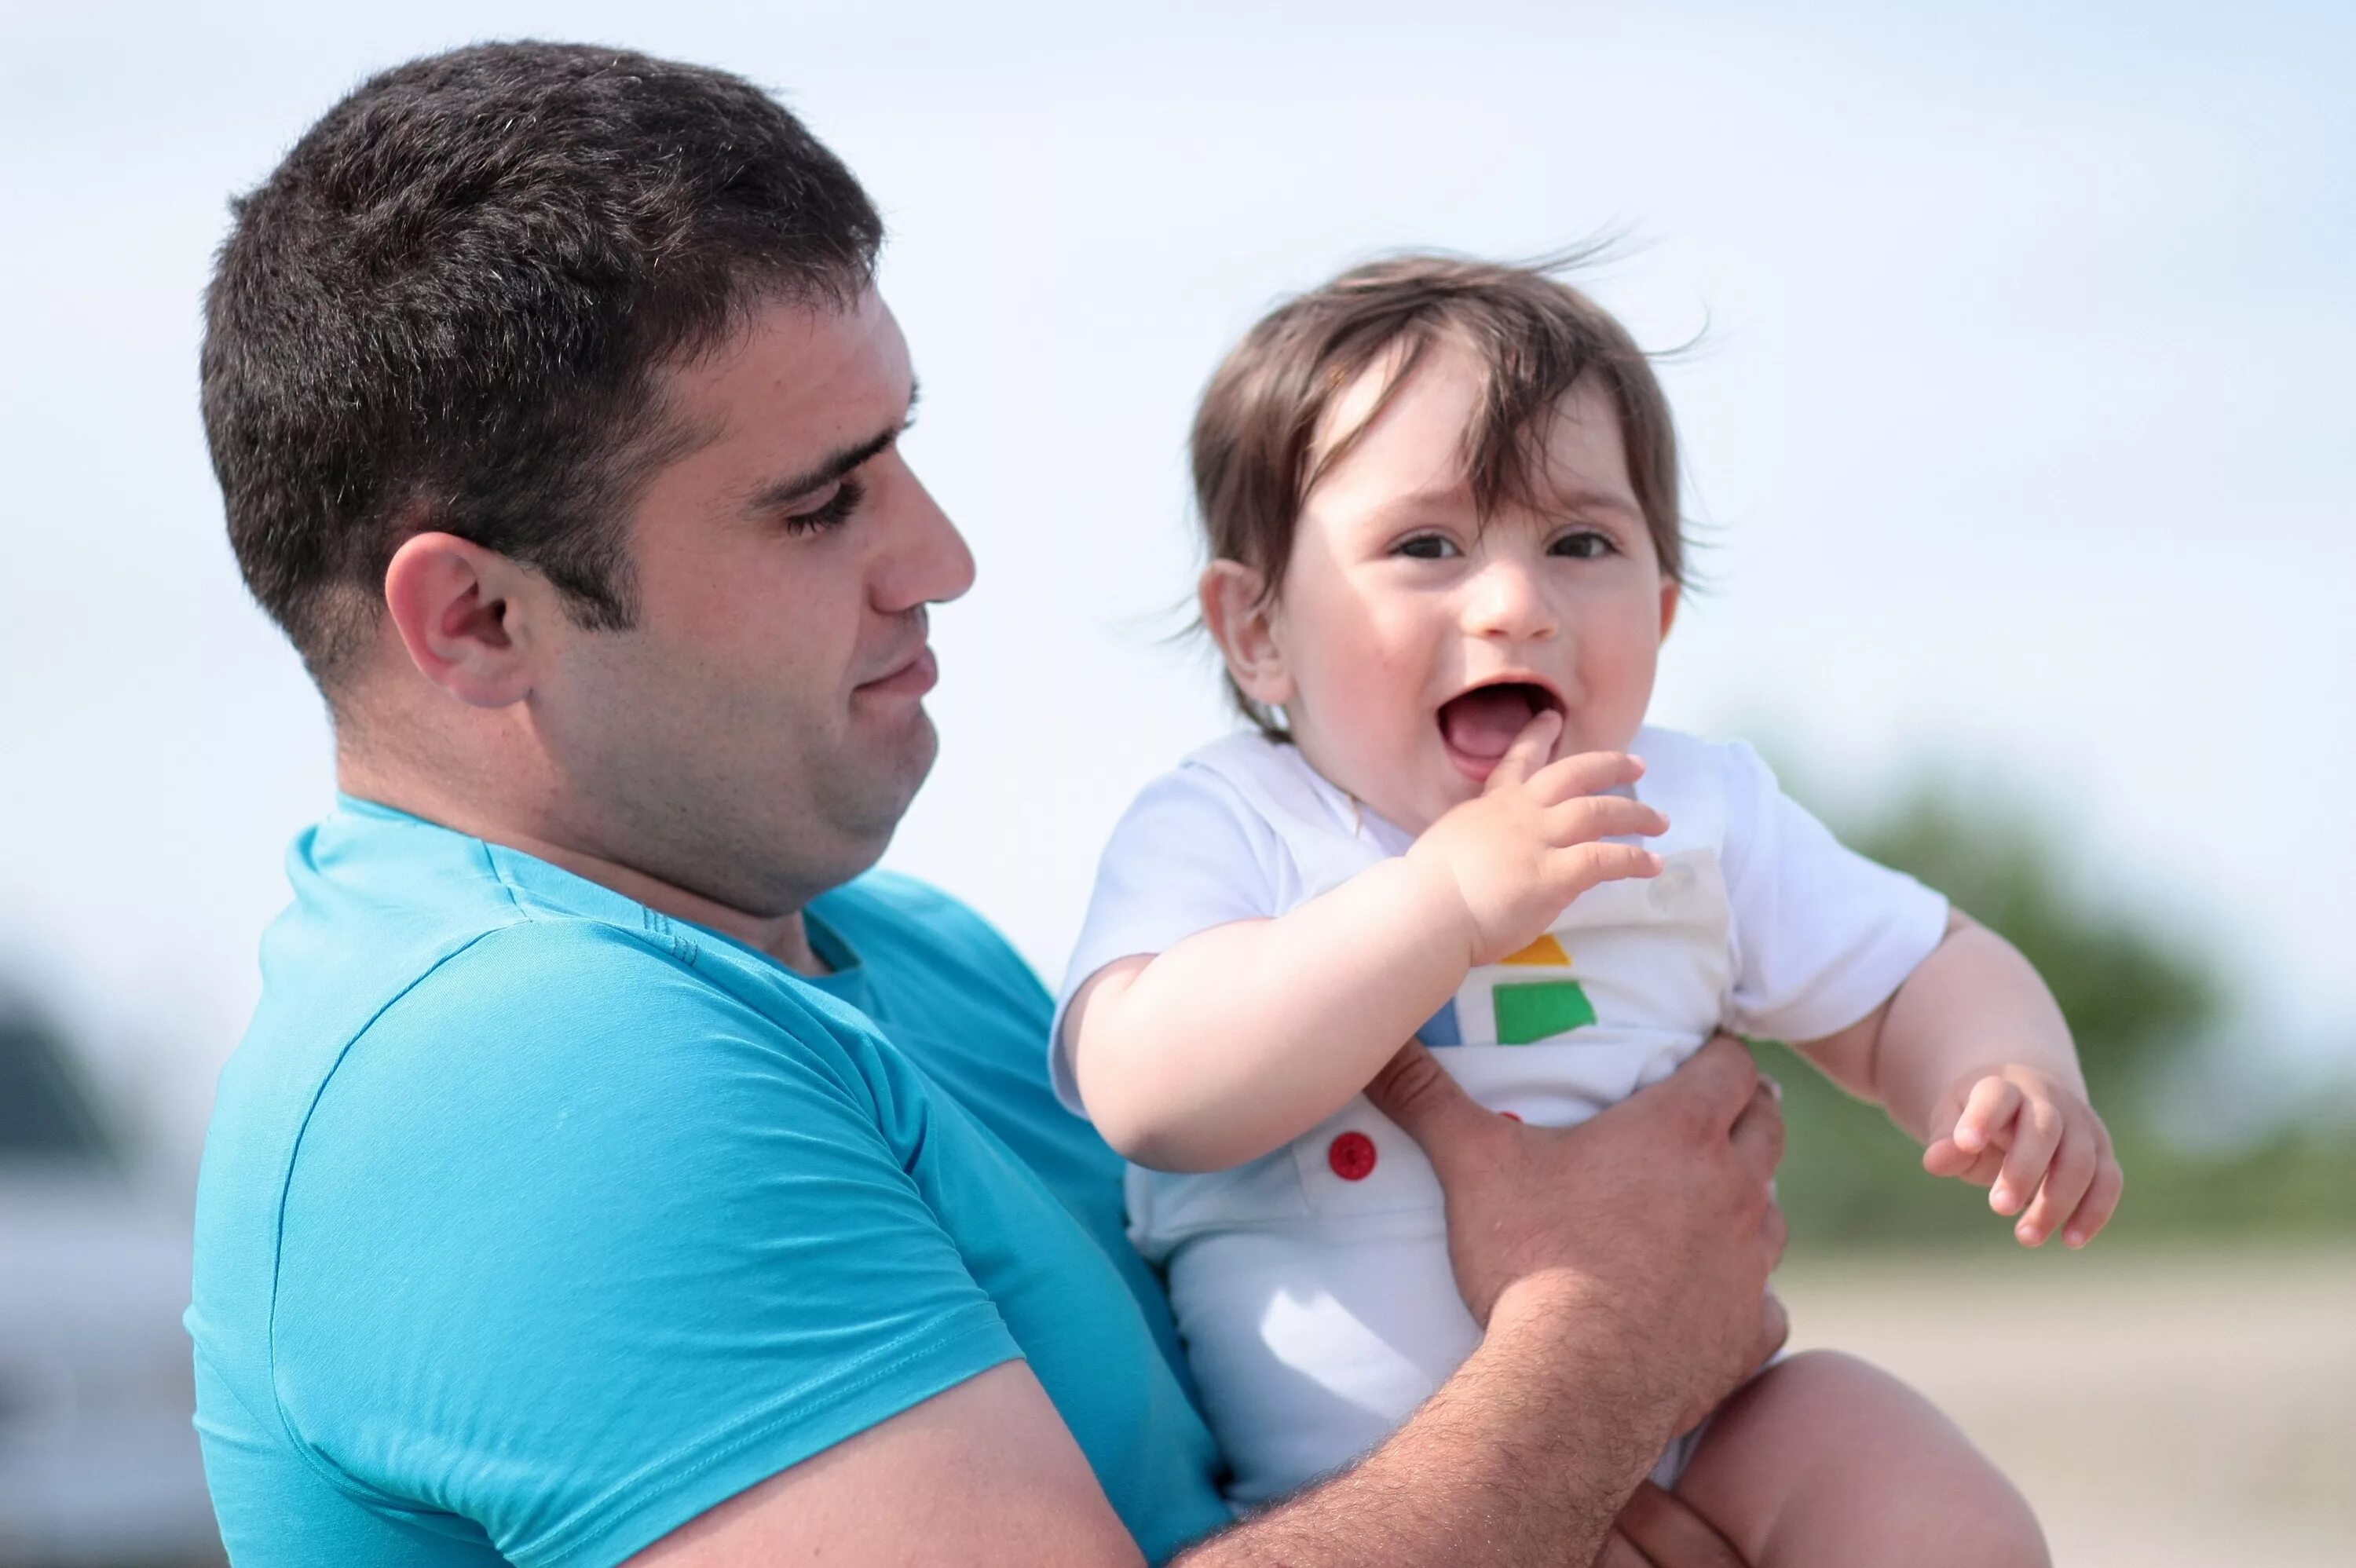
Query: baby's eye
1396 534 1460 561
1550 529 1616 560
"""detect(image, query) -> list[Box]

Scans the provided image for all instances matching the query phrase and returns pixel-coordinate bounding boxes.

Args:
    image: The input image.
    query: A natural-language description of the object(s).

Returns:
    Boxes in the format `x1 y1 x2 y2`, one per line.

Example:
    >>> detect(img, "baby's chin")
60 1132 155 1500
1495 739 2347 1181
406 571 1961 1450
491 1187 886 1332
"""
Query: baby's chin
1361 753 1489 839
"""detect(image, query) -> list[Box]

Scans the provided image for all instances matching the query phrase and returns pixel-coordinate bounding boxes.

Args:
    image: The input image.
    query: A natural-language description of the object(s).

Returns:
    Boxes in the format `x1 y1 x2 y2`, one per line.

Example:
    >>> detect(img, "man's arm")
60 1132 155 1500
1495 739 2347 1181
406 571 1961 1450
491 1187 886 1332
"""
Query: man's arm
627 1364 1147 1567
631 1036 1785 1567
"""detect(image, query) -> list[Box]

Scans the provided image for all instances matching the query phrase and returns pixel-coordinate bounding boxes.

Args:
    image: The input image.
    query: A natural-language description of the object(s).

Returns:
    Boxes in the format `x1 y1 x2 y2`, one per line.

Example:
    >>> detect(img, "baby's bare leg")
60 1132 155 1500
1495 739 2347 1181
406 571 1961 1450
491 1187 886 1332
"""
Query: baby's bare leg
1673 1350 2046 1568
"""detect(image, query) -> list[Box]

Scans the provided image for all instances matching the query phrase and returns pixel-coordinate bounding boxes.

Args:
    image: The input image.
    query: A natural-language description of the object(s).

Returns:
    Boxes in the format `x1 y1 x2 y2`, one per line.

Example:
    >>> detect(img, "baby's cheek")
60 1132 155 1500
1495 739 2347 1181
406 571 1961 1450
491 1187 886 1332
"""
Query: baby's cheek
1576 622 1662 746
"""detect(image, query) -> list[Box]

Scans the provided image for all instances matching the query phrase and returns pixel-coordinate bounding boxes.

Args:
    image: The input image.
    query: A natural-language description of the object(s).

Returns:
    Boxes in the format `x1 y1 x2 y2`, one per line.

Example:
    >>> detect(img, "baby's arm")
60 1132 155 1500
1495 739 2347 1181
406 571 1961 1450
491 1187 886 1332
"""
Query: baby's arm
1066 717 1666 1173
1797 912 2124 1248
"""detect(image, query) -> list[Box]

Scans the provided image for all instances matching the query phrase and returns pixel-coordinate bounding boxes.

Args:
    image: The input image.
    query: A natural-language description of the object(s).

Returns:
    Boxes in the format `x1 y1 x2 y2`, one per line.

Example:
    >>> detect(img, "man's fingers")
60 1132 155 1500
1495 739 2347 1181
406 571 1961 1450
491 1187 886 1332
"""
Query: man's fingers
1759 1288 1791 1361
1485 709 1566 791
1989 1096 2063 1217
1595 1530 1657 1568
1654 1033 1765 1139
1612 1481 1748 1568
1363 1040 1494 1170
1725 1078 1785 1189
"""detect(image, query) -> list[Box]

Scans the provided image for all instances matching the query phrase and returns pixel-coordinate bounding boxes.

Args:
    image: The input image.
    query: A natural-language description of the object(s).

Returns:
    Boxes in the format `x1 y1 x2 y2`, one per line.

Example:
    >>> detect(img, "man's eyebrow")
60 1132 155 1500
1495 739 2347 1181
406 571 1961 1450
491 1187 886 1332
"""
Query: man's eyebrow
744 379 921 514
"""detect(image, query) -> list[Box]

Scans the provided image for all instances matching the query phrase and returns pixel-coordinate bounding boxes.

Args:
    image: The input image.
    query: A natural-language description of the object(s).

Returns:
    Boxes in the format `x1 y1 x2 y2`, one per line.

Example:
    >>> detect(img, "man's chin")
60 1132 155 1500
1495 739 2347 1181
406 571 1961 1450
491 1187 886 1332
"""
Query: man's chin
843 709 939 839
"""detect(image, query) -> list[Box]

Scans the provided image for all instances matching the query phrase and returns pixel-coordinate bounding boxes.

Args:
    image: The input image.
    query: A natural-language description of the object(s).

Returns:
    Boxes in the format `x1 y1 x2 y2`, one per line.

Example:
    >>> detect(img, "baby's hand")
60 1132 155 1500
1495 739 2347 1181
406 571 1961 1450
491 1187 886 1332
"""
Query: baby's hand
1922 1065 2123 1248
1407 710 1668 966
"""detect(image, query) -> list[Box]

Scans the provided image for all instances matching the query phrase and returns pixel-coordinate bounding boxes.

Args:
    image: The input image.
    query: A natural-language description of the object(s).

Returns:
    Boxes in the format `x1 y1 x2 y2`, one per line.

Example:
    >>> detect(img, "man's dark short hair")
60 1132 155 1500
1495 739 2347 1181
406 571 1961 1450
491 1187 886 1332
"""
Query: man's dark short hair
202 41 884 696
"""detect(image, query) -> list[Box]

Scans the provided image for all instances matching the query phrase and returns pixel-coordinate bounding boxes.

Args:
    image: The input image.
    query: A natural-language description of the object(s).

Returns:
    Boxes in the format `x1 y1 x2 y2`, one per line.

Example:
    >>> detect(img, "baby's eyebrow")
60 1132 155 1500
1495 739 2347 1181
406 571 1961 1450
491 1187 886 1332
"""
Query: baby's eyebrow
1542 485 1644 524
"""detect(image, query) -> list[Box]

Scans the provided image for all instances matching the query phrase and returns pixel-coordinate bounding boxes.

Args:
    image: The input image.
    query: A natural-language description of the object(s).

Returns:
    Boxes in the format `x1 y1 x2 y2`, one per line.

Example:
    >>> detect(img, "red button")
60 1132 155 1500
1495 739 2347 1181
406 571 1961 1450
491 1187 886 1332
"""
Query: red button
1328 1131 1377 1181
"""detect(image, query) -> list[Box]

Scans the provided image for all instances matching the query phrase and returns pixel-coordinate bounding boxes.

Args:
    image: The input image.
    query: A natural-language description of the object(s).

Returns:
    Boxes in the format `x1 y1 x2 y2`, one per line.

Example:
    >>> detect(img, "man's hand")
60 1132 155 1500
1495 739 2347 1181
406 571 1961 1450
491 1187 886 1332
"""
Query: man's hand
1602 1482 1749 1568
1922 1064 2124 1248
1406 711 1669 967
1364 1033 1787 1439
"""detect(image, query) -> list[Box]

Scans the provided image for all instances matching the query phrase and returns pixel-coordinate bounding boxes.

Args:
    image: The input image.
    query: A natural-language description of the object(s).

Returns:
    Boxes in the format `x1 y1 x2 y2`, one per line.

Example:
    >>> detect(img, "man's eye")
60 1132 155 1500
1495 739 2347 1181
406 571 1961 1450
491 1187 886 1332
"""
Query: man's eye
785 476 866 535
1396 535 1459 561
1550 529 1615 560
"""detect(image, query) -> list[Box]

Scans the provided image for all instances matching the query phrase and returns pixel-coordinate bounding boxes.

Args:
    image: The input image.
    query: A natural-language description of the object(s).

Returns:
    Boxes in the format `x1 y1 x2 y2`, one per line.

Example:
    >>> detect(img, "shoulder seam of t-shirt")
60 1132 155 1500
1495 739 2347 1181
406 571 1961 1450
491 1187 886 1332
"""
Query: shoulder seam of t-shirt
190 1340 284 1460
481 837 713 969
510 1307 1017 1568
261 923 519 1503
258 912 774 1504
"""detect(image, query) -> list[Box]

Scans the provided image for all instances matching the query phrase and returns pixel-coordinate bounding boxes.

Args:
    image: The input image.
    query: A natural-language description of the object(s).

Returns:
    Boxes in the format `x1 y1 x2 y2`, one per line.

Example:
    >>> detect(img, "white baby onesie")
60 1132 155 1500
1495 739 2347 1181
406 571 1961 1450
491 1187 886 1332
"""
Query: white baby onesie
1053 726 1947 1504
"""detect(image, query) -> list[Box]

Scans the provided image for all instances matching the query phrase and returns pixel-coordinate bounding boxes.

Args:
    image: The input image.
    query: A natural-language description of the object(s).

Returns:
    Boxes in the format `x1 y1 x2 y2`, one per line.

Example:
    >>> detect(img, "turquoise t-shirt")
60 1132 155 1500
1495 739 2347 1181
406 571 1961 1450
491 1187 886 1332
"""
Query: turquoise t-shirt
187 799 1227 1566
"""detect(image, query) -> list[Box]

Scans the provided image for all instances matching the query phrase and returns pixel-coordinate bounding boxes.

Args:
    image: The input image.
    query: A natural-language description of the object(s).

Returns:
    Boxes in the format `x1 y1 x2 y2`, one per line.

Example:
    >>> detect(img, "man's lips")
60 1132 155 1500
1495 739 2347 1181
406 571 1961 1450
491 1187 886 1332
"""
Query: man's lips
854 643 938 701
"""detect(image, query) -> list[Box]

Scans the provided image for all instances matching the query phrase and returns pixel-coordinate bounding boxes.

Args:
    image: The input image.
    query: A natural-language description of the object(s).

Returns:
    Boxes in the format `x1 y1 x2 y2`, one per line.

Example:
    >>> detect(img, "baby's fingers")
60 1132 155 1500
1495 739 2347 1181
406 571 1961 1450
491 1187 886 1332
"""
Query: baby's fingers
1951 1076 2021 1157
2063 1148 2126 1248
1486 711 1568 792
1989 1095 2063 1217
1544 794 1669 847
1922 1137 2003 1183
1527 748 1645 804
2015 1127 2098 1246
1922 1138 2007 1186
1546 840 1663 897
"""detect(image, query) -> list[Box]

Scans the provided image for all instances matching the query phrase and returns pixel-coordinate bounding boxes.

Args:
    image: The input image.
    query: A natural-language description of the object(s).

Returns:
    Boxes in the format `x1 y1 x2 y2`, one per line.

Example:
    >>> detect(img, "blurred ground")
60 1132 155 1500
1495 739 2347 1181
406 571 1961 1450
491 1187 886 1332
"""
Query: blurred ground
1778 1244 2356 1567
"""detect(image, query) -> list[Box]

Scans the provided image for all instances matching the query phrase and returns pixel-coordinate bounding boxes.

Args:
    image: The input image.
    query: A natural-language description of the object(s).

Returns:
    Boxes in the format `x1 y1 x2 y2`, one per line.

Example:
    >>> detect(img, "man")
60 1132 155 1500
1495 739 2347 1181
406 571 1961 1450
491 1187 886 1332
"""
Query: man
188 42 1786 1567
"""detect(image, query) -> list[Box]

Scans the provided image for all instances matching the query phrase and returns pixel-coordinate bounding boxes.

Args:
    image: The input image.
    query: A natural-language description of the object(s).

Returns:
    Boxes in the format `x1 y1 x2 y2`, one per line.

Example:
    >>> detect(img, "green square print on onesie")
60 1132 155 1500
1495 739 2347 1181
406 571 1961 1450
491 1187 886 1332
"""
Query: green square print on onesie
1491 980 1597 1044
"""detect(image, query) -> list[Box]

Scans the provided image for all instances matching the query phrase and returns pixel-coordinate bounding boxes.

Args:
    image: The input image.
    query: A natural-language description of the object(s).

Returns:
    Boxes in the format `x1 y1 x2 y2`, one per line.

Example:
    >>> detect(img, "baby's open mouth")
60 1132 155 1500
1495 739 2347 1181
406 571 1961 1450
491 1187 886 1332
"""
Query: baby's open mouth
1436 681 1561 772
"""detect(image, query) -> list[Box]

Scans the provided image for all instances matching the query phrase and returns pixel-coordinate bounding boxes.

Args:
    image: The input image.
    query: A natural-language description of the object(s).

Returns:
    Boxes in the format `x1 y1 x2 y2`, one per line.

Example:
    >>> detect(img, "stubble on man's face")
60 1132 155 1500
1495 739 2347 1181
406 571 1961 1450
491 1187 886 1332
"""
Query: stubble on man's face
528 291 973 918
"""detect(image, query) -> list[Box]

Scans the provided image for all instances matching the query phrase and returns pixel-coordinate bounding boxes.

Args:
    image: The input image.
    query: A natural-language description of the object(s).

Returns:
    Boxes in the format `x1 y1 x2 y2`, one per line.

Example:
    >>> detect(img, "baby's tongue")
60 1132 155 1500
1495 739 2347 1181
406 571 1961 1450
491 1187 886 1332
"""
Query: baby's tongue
1440 685 1539 760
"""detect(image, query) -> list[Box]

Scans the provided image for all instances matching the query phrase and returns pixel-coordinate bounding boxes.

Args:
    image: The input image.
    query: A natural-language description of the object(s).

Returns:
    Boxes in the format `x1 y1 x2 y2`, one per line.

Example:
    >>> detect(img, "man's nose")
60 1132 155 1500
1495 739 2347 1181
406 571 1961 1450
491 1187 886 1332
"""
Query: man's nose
1462 558 1557 642
876 463 976 612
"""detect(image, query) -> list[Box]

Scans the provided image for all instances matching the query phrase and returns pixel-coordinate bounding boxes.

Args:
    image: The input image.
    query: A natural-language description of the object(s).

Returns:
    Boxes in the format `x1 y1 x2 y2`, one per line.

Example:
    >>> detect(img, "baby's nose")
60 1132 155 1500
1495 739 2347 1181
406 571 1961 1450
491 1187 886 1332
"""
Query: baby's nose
1464 561 1557 640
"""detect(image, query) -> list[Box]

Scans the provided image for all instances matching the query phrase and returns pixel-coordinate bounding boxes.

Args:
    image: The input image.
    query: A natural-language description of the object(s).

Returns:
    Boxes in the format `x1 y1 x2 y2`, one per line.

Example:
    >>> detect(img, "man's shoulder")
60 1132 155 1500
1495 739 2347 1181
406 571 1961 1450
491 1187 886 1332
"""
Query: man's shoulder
208 824 893 1256
243 889 845 1102
372 915 847 1053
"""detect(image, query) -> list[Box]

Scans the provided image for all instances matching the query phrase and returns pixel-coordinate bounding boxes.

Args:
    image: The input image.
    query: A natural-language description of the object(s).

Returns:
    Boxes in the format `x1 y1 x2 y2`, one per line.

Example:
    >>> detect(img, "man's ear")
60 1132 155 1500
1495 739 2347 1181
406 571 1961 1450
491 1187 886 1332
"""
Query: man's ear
1659 577 1681 642
382 532 543 708
1199 560 1295 710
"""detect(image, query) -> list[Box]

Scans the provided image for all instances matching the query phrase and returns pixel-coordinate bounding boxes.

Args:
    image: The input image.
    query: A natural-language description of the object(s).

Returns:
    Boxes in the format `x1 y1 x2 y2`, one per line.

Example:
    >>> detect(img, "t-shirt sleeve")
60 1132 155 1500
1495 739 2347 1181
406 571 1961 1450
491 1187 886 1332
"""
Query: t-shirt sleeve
269 925 1022 1568
1719 742 1951 1043
1048 766 1290 1112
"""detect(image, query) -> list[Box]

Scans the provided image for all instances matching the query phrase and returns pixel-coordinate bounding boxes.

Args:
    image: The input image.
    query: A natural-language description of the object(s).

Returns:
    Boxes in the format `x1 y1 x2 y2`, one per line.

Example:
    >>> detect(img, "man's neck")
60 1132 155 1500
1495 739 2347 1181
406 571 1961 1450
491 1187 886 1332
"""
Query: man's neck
338 751 829 977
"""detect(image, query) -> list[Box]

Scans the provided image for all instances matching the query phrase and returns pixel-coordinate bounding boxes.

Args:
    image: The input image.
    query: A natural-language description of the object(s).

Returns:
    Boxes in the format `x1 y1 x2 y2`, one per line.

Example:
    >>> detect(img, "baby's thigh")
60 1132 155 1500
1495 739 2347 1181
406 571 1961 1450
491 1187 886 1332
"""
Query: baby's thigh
1675 1350 2047 1568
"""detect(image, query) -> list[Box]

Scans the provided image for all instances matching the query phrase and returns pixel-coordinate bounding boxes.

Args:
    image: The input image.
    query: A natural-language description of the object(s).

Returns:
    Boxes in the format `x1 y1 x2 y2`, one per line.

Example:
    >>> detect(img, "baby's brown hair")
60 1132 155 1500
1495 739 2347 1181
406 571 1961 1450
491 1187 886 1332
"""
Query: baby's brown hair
1190 253 1685 733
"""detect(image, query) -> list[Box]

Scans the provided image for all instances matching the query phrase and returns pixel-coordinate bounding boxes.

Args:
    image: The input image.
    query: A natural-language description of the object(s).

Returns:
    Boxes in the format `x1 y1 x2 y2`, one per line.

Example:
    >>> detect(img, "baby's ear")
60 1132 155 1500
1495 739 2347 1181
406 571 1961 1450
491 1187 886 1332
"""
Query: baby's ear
1200 560 1295 707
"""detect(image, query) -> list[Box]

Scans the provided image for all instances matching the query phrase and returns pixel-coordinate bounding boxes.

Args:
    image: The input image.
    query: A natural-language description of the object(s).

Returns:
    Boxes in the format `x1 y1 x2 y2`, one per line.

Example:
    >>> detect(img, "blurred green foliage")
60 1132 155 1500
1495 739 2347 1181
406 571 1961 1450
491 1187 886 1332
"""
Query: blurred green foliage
1763 779 2356 1253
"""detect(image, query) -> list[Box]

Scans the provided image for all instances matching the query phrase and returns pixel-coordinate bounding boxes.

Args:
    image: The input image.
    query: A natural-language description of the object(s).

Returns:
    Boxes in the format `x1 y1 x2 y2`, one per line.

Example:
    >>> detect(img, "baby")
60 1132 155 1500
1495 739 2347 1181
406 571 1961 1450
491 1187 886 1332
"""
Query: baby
1053 256 2123 1564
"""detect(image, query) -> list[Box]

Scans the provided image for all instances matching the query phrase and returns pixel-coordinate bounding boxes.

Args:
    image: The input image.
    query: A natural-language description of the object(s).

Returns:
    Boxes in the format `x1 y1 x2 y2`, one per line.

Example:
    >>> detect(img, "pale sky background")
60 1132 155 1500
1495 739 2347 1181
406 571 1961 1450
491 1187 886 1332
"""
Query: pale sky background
2 1 2350 1175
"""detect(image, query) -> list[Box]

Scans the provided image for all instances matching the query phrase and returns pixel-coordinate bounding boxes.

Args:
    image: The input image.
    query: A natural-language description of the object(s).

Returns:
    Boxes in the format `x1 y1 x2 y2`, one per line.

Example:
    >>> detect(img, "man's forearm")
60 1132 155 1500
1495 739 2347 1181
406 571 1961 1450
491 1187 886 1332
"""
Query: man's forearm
1175 1281 1670 1568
